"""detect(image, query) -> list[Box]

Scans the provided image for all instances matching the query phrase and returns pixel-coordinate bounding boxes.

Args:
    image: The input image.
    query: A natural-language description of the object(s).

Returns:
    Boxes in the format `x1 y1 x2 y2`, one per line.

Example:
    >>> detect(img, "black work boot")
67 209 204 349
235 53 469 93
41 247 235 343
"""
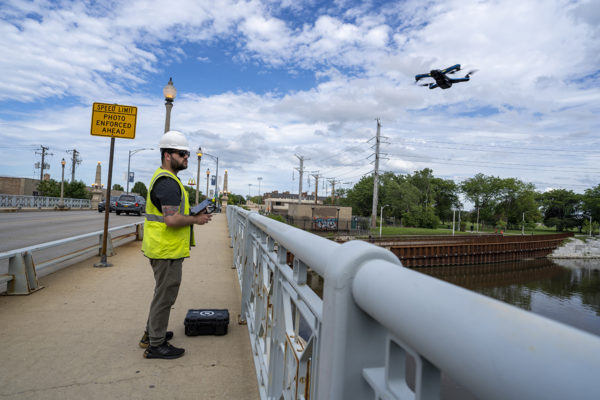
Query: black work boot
139 331 174 348
143 341 185 359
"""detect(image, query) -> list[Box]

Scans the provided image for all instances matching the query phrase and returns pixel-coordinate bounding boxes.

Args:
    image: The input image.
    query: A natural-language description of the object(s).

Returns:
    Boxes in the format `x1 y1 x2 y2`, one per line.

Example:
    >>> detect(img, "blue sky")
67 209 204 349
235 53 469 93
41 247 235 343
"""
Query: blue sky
1 0 599 200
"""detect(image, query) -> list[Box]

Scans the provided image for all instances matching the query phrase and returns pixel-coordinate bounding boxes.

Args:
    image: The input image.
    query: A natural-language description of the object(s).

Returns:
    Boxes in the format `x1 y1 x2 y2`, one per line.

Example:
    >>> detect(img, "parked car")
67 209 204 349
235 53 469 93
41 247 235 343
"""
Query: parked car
115 194 146 216
98 196 118 213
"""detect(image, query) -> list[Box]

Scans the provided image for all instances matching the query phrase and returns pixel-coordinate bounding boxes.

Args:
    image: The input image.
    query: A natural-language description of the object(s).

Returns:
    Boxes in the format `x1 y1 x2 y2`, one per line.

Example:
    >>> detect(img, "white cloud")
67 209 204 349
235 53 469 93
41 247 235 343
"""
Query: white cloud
0 0 598 195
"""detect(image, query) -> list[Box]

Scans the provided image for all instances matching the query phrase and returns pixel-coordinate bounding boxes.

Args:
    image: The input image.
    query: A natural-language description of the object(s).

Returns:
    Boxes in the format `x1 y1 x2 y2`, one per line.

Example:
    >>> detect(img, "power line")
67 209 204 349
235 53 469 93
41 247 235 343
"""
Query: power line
401 137 600 156
386 154 600 174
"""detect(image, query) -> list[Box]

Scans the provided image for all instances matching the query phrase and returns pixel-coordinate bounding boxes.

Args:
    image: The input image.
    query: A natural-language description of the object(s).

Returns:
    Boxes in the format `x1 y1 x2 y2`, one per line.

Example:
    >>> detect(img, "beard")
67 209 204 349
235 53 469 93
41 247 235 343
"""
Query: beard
170 157 187 171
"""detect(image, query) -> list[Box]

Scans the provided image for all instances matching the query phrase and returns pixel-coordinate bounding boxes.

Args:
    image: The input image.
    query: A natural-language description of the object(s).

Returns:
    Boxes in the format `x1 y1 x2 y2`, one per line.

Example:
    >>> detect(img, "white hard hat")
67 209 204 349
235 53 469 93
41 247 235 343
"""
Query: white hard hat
159 130 190 151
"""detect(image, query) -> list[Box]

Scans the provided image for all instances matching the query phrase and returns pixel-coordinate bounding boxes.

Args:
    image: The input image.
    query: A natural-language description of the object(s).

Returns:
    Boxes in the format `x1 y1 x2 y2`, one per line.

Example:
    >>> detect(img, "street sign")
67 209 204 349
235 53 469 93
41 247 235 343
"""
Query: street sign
91 103 137 139
128 172 134 183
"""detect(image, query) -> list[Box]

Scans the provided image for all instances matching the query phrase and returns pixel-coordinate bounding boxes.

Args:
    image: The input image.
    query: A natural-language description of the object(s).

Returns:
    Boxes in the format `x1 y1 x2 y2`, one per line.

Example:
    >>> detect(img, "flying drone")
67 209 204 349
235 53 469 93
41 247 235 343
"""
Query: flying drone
415 64 477 90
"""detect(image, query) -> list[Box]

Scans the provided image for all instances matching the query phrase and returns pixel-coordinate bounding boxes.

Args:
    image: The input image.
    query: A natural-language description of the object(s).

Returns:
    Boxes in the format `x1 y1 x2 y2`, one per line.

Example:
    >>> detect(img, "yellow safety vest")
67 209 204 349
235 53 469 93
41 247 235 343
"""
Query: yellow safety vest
142 168 195 259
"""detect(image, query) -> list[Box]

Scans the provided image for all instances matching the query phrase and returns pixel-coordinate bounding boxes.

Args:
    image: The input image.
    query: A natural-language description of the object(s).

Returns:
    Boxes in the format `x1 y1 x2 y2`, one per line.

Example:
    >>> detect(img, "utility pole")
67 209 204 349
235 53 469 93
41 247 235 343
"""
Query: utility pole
311 172 321 204
295 154 308 204
35 146 52 182
328 178 339 205
370 119 381 228
67 149 82 182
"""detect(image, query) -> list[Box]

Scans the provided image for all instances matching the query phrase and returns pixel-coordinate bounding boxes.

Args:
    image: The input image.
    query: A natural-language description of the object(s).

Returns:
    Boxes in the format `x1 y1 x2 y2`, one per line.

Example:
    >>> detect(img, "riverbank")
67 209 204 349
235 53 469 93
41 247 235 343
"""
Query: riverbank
549 237 600 259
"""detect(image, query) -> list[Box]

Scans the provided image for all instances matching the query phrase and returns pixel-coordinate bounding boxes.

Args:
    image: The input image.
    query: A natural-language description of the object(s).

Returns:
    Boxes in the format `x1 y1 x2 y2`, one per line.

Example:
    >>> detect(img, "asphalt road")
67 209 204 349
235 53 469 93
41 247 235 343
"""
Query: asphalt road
0 210 144 252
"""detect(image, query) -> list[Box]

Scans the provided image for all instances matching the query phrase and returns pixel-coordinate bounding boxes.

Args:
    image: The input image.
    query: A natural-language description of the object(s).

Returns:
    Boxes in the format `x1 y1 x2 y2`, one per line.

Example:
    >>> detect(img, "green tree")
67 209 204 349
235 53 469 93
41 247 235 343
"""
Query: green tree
227 193 245 205
65 180 91 199
460 174 503 228
402 205 440 229
380 174 420 222
37 179 60 197
430 177 460 222
132 181 148 198
494 178 539 229
249 196 263 204
407 168 435 207
344 175 374 216
582 184 600 223
113 184 124 191
540 189 582 231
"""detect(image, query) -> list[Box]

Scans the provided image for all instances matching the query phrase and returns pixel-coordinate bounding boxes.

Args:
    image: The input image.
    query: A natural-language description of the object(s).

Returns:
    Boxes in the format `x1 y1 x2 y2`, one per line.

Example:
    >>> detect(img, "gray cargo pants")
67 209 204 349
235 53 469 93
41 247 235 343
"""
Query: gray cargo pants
146 258 183 347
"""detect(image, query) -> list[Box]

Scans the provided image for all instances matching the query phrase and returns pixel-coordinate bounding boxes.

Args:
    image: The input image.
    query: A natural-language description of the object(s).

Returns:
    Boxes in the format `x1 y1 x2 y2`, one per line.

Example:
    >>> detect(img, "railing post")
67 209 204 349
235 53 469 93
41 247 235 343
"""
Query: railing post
317 240 402 400
98 232 115 256
7 251 44 295
135 223 144 241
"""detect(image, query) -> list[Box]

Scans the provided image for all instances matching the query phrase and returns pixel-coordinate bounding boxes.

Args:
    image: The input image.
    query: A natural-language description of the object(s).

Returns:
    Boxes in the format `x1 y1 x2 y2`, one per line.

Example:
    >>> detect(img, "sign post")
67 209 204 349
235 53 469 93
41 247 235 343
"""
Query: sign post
91 102 137 268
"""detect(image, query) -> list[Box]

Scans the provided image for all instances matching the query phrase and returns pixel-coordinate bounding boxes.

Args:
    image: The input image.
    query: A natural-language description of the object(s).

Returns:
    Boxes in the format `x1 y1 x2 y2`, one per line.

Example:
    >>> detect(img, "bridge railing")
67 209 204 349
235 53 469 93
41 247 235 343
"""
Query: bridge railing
227 206 600 400
0 194 91 209
0 222 143 295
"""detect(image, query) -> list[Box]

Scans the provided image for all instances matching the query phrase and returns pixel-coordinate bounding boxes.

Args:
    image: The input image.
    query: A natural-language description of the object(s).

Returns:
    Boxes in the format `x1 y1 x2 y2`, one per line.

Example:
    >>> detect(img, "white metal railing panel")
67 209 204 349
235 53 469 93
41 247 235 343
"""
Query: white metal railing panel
227 206 600 400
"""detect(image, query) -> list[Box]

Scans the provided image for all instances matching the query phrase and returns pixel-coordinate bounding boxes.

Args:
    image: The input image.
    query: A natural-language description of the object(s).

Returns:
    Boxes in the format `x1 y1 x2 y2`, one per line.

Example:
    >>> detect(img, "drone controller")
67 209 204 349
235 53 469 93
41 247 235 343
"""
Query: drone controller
190 198 216 215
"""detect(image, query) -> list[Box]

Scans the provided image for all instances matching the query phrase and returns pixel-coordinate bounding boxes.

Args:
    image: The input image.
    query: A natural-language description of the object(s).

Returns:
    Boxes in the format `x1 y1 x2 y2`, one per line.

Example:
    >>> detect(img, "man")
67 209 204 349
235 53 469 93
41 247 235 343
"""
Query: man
140 130 212 359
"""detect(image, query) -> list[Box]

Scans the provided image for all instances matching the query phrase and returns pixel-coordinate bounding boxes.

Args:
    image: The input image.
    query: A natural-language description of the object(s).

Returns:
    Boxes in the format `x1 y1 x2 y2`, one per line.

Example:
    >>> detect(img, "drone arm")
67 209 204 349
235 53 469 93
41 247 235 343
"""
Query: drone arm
449 77 470 83
415 73 431 82
442 64 461 74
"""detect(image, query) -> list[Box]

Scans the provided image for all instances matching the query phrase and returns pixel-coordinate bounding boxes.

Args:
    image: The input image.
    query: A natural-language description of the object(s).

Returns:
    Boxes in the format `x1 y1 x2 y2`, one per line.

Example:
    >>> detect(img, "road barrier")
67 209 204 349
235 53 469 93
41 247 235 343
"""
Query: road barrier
227 205 600 400
0 222 143 295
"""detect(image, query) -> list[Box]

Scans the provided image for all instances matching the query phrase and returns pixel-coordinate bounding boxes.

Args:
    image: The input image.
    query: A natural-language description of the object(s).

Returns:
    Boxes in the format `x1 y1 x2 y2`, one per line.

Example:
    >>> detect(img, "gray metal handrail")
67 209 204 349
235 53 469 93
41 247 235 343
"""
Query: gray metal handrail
227 205 600 400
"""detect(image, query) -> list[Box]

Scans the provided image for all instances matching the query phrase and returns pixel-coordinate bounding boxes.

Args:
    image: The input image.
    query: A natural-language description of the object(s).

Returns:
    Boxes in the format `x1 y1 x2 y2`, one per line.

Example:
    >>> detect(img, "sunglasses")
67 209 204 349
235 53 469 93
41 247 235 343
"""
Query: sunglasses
170 150 190 158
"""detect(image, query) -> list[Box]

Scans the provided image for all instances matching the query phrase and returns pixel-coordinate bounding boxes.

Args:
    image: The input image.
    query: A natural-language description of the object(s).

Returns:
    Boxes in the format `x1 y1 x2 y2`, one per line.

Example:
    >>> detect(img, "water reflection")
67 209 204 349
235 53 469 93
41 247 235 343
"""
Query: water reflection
415 258 600 337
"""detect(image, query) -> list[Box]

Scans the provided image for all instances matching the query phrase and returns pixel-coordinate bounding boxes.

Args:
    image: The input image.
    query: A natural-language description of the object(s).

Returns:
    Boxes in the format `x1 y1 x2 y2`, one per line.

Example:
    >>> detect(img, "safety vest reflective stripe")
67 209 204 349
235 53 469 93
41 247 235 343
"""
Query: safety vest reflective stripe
145 214 164 222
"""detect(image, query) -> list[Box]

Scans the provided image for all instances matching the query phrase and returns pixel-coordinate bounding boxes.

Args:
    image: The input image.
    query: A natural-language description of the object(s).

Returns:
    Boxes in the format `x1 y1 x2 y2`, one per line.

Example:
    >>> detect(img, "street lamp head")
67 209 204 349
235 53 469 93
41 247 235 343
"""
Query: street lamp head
197 146 202 158
206 168 210 175
61 158 66 166
163 77 177 102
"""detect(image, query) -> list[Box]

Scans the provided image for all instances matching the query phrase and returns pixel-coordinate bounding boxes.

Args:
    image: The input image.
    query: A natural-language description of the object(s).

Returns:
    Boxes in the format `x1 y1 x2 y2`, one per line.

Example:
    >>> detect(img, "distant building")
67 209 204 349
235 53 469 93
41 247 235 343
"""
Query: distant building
264 197 322 215
0 176 41 196
287 203 353 232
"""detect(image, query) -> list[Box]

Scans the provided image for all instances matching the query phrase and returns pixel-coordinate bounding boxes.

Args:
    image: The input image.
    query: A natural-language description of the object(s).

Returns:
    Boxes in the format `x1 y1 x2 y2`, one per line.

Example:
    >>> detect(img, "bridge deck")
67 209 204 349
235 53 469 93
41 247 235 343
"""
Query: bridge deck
0 213 259 400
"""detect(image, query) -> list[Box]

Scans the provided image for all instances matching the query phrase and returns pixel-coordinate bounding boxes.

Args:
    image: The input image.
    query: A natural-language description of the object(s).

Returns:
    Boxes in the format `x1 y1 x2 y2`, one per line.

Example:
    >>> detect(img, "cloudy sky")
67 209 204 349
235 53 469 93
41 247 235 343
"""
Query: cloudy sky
1 0 599 200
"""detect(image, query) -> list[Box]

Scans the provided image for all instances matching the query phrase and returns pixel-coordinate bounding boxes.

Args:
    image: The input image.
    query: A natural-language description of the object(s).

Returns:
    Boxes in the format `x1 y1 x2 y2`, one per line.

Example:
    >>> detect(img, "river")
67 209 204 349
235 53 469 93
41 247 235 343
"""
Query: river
415 257 600 337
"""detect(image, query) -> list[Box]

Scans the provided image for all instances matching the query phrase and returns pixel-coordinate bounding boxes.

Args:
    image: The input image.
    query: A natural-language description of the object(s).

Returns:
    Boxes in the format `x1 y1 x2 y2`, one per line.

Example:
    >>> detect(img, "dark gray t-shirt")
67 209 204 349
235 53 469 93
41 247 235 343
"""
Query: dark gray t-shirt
150 176 182 212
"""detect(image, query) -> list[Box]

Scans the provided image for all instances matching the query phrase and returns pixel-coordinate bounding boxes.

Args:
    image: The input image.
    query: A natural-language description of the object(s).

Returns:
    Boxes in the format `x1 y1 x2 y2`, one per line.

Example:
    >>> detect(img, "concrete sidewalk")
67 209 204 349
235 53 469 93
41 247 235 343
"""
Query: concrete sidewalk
0 213 259 400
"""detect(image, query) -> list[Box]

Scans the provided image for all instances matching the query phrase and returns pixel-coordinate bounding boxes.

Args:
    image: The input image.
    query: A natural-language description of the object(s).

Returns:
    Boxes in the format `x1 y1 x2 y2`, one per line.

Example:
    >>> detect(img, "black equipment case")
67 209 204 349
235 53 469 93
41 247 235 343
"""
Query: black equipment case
184 309 229 336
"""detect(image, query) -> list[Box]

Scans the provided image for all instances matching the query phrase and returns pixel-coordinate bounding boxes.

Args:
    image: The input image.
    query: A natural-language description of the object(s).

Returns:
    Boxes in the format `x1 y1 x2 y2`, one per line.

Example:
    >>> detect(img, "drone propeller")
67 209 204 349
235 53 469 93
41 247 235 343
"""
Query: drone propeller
465 69 478 77
418 83 430 87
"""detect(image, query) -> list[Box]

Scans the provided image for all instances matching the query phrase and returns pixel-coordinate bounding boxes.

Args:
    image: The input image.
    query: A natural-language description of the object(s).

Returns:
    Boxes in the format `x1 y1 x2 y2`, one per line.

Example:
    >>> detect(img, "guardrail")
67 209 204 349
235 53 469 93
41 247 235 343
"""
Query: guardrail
227 205 600 400
0 222 143 295
0 194 91 209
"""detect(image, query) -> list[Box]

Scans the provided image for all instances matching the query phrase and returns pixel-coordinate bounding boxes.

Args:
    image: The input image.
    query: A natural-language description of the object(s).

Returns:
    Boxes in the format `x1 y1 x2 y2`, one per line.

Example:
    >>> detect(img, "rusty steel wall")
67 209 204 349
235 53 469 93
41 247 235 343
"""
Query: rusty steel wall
380 233 572 267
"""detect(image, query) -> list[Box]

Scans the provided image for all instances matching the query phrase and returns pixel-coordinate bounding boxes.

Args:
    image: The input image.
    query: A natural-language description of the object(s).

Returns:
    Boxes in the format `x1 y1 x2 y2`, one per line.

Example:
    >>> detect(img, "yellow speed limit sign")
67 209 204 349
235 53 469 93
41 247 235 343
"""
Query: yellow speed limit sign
91 103 137 139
